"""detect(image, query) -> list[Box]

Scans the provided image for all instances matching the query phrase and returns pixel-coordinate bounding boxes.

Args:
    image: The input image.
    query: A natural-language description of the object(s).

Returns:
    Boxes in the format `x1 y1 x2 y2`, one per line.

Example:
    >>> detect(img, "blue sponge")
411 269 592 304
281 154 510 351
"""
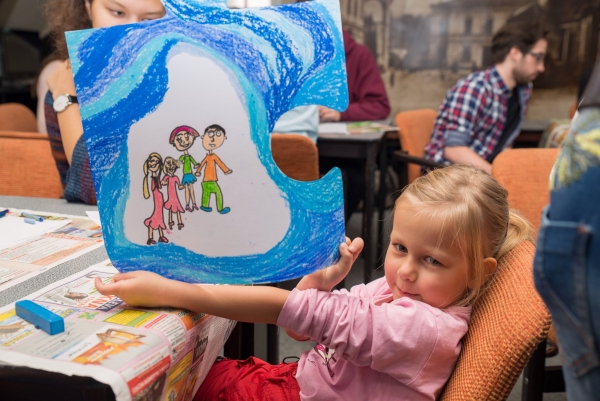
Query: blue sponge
15 300 65 335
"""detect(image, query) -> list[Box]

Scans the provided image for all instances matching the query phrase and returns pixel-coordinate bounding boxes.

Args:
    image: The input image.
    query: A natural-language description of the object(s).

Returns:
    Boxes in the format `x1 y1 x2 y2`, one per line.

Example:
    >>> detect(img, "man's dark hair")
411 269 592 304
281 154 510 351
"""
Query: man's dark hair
491 20 549 64
204 124 226 136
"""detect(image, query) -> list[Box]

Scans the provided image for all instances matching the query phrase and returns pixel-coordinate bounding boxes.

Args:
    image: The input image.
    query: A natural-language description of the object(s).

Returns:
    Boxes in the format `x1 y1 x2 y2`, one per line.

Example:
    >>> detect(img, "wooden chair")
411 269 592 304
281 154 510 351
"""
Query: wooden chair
271 133 319 181
491 148 564 400
491 148 560 232
0 131 64 198
0 103 38 133
392 109 444 186
439 241 551 400
224 133 319 364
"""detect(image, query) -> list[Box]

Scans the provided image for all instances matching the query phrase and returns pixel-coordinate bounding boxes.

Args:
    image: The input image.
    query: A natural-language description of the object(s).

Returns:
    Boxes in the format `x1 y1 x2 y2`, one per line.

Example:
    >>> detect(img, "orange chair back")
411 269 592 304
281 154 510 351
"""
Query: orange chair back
569 102 577 119
0 131 64 198
395 109 438 183
0 103 38 133
271 134 319 181
492 148 560 231
440 241 551 400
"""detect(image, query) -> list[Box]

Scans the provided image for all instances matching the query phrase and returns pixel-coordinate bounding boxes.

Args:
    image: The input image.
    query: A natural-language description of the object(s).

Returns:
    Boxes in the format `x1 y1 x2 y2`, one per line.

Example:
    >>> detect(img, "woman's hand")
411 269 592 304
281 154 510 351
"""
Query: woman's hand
46 60 77 97
318 106 341 122
95 271 173 308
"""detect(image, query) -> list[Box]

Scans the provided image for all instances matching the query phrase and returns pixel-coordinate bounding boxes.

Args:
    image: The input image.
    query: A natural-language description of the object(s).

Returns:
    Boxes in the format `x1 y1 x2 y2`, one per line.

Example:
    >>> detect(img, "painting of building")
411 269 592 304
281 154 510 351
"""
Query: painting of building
335 0 599 120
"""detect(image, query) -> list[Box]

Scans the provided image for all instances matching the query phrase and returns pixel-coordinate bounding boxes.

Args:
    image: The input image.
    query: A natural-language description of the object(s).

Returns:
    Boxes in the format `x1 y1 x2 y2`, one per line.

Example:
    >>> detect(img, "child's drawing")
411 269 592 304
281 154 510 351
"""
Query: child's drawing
162 156 185 230
66 0 349 284
143 153 169 245
195 124 232 214
169 126 200 212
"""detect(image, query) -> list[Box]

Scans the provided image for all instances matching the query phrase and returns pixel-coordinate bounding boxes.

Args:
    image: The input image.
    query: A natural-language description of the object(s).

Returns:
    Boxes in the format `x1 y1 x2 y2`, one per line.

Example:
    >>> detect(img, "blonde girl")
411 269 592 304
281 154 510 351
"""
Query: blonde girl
96 165 533 401
161 157 186 230
143 153 168 245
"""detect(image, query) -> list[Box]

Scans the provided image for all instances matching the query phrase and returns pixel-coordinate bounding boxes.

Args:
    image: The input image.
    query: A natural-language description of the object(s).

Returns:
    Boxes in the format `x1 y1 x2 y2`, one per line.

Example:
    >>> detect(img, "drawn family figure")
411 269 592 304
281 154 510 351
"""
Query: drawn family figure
194 124 233 214
143 152 169 245
161 157 185 230
169 126 201 212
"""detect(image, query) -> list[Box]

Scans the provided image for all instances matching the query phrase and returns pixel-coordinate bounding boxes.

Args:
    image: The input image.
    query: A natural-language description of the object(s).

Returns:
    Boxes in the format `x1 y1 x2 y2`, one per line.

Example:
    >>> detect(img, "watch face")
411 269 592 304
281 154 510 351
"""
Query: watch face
53 95 70 112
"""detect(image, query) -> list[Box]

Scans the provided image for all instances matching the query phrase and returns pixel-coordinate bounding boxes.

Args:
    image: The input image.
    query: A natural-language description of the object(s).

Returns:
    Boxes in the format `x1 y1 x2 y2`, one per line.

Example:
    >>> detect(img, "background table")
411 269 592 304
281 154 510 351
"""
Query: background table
317 131 388 282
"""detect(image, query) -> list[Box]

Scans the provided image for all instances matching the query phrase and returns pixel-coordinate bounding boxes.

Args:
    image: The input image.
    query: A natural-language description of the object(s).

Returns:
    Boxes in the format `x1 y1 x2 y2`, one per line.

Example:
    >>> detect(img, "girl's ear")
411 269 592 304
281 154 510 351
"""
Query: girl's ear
468 257 497 290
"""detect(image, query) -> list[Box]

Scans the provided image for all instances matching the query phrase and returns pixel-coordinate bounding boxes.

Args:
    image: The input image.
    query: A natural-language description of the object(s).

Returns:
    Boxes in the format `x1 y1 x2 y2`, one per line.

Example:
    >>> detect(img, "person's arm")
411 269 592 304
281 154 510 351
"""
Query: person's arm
285 237 363 341
437 78 491 171
95 240 359 323
97 272 288 324
339 48 390 122
443 146 492 174
46 60 83 164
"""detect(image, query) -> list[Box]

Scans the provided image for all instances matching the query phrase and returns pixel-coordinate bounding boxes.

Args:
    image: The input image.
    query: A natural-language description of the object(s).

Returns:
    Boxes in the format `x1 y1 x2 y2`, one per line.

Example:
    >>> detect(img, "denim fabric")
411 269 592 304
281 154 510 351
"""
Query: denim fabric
534 107 600 400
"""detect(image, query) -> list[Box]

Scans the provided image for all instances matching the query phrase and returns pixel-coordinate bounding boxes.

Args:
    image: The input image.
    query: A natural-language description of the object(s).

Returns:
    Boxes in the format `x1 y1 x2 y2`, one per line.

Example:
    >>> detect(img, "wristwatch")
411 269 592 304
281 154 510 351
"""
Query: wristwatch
53 94 78 113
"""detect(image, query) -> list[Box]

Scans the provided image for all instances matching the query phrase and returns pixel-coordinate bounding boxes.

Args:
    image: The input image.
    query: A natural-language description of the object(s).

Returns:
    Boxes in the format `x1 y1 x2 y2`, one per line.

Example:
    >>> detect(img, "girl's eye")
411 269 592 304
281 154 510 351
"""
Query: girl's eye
111 10 125 17
424 256 440 266
394 244 407 253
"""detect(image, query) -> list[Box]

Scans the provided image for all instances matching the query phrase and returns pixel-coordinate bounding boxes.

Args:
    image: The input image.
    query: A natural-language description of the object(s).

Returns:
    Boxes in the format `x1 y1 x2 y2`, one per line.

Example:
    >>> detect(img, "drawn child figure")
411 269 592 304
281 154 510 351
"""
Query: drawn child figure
161 157 185 230
143 152 168 245
194 124 233 214
169 126 201 212
96 165 533 400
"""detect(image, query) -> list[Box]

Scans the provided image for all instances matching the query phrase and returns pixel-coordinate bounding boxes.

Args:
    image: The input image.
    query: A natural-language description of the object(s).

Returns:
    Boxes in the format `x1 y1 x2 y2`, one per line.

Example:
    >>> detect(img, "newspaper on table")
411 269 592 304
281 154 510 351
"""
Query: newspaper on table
0 208 105 291
0 261 234 401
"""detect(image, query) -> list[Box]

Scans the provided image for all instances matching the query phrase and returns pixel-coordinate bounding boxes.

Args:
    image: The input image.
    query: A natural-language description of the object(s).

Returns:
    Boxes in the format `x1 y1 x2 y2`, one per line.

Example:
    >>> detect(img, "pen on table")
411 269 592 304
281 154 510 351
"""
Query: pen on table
24 218 36 225
21 212 44 222
0 209 8 218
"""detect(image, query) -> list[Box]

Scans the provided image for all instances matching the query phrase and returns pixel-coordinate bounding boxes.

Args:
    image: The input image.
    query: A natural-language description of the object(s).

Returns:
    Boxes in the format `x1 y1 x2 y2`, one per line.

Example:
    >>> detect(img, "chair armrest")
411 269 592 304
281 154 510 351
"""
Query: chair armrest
392 150 447 169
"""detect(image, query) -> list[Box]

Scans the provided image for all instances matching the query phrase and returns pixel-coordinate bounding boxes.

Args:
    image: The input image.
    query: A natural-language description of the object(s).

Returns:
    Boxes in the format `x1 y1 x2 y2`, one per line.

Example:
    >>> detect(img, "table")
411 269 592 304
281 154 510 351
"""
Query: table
0 195 245 401
317 131 389 282
515 120 548 148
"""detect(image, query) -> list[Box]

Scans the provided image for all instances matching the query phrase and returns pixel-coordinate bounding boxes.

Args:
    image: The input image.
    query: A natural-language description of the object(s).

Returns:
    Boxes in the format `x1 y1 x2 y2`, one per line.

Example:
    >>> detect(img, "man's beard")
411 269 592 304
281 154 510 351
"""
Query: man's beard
513 67 537 85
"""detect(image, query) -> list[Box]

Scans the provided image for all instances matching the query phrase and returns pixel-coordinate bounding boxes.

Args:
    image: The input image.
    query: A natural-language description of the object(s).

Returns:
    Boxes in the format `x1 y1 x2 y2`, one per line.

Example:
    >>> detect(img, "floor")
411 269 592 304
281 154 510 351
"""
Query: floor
253 211 568 401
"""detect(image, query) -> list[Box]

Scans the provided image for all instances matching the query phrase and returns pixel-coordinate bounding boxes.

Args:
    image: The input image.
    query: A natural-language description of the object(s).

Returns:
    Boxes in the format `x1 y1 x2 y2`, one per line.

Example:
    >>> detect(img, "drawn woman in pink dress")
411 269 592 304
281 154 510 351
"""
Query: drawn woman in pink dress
143 152 168 245
161 157 185 230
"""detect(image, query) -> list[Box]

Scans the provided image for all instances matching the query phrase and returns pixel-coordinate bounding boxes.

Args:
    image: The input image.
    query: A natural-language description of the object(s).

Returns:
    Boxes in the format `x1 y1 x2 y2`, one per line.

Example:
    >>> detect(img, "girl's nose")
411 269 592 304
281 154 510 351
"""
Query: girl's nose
397 260 417 282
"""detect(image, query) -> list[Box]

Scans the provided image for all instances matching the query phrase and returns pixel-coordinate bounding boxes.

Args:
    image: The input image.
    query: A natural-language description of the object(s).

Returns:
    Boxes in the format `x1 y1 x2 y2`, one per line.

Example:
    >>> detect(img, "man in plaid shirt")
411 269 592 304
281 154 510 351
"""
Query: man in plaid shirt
424 20 549 174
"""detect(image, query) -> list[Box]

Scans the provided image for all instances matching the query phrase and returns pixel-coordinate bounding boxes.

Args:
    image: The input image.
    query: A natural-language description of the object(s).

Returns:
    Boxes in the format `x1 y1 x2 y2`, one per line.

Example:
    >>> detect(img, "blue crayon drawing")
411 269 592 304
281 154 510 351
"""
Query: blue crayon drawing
65 0 348 284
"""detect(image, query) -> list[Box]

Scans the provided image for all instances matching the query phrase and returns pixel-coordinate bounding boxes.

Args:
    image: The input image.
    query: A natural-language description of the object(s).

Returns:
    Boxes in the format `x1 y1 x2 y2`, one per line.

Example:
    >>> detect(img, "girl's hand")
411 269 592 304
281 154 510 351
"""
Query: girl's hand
95 271 173 307
178 185 184 190
318 106 341 122
161 180 167 185
297 237 364 292
47 60 77 97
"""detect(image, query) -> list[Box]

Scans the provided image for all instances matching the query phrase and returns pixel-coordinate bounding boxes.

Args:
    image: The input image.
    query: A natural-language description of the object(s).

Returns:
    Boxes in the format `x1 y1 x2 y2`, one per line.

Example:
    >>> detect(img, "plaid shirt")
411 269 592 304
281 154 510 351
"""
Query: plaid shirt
424 66 532 164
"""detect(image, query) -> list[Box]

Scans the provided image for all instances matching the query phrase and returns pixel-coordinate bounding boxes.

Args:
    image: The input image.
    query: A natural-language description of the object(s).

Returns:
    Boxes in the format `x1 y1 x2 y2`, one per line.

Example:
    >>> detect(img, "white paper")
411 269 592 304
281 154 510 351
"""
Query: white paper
318 122 349 134
86 211 102 227
0 214 71 251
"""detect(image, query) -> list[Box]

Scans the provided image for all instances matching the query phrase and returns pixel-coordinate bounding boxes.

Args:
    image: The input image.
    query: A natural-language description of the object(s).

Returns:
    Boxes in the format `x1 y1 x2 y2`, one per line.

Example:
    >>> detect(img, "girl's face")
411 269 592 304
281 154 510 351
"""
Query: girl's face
86 0 165 29
173 131 196 151
164 158 178 175
384 199 472 309
147 156 161 172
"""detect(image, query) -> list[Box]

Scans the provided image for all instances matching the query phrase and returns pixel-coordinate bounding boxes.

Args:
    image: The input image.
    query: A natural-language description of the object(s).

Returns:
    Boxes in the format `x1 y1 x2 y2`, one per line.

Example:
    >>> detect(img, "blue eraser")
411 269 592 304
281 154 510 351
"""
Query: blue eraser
15 300 65 335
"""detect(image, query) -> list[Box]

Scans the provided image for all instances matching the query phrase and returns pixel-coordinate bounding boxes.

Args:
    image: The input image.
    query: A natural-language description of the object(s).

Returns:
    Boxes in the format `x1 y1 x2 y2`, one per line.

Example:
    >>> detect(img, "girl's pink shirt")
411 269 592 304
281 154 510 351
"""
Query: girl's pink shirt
277 277 471 401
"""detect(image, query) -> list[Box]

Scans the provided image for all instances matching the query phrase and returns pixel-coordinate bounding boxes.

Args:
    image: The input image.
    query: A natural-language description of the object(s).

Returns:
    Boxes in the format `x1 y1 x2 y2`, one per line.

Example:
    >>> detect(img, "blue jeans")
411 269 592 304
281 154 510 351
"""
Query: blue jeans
534 160 600 400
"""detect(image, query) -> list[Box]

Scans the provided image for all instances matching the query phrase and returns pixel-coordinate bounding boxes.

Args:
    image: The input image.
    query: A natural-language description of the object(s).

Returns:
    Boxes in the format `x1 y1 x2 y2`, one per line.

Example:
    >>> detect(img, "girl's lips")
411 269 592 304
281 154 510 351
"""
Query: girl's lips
397 286 418 298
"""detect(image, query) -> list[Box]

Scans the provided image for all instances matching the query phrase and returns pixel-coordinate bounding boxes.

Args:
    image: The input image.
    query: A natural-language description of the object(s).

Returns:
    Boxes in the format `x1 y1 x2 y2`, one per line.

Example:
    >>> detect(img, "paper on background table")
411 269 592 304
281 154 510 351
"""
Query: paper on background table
0 212 71 251
0 260 233 401
0 208 104 292
318 122 349 134
86 211 102 227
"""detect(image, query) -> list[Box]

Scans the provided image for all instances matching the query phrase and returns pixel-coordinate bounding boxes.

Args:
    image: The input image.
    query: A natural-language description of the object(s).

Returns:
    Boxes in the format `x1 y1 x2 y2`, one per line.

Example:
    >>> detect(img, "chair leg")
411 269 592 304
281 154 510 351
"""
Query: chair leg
522 339 546 401
266 324 279 364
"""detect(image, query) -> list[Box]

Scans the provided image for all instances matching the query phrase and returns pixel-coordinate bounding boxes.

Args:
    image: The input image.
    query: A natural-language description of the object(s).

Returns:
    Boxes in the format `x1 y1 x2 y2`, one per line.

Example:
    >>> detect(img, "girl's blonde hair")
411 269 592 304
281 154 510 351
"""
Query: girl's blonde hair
397 165 533 306
143 153 163 199
163 157 180 174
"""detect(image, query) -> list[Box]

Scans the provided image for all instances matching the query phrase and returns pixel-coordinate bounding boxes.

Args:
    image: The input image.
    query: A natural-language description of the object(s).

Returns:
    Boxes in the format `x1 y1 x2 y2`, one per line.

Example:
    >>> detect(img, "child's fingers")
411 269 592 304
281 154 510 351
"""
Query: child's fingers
95 277 118 295
348 237 364 258
112 272 138 282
